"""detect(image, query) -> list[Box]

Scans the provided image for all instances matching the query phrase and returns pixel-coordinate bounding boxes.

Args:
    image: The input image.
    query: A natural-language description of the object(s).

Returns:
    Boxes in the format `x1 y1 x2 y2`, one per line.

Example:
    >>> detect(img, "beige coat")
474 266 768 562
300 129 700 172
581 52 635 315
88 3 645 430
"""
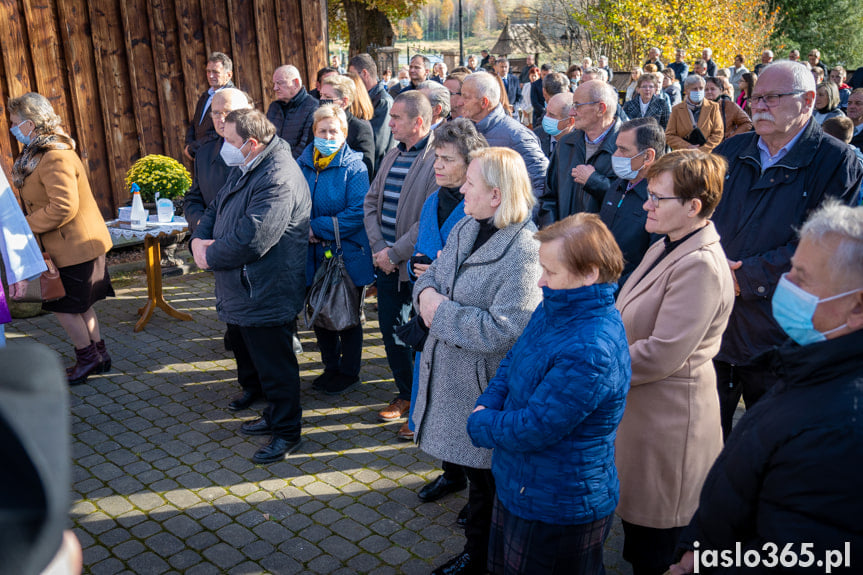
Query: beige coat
665 99 724 153
614 222 734 529
18 149 112 268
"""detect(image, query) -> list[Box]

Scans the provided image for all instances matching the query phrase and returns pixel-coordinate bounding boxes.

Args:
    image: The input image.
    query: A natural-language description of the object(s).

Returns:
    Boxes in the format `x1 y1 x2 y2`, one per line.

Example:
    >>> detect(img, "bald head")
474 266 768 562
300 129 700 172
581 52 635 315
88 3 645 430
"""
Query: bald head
273 65 302 102
547 92 573 118
211 88 253 137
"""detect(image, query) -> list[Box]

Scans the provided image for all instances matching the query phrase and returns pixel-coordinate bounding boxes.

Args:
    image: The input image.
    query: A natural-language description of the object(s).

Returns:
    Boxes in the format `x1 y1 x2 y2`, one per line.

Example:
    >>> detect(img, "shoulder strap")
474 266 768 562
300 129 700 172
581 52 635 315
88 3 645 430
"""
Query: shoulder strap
332 216 341 251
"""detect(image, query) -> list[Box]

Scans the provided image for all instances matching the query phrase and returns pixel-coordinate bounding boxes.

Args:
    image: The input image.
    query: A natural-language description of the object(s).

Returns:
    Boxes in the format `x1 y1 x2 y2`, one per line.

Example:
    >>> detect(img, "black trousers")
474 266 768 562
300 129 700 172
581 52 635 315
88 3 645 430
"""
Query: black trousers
621 520 685 575
227 321 301 441
442 460 468 483
375 271 414 400
463 467 496 564
314 323 363 378
714 360 779 440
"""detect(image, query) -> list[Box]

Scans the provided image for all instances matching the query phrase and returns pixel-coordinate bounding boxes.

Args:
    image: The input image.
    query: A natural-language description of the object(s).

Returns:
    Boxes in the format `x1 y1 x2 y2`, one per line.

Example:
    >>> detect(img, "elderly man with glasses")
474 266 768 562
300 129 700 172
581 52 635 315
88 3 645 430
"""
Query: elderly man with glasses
709 60 862 440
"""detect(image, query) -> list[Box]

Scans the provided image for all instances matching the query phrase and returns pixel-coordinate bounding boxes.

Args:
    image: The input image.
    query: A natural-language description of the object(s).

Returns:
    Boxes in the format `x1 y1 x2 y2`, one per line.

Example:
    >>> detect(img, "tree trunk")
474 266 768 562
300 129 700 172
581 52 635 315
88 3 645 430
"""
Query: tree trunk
342 0 396 55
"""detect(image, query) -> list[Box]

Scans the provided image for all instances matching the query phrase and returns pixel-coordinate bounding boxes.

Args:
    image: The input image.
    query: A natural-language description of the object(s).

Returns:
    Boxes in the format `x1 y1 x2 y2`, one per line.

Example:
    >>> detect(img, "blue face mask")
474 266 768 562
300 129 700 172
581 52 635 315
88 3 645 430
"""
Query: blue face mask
542 115 566 137
10 120 32 146
689 90 705 104
400 79 410 88
771 273 860 346
611 150 646 180
314 137 342 157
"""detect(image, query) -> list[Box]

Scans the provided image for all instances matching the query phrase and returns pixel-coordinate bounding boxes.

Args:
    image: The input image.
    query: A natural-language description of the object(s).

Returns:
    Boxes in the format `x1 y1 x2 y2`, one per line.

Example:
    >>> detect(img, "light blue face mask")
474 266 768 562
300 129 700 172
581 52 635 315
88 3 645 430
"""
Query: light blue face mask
542 115 565 137
771 273 861 346
611 150 645 180
314 137 342 157
10 120 32 146
688 90 705 104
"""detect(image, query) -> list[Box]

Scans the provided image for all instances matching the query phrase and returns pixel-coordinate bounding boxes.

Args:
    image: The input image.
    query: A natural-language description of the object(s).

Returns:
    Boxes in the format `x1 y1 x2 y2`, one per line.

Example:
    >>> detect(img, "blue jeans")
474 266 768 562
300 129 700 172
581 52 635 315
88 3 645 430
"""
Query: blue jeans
375 271 414 401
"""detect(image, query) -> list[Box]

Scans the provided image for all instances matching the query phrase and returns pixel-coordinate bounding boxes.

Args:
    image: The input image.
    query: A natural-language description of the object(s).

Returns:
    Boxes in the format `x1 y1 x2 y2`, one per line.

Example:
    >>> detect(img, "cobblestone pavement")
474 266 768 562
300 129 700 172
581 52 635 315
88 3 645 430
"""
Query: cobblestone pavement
8 270 633 575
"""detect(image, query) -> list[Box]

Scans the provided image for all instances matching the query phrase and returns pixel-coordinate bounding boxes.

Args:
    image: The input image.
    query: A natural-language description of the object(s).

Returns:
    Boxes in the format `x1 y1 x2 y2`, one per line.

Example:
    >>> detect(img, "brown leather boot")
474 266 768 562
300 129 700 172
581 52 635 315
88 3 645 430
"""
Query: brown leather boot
94 339 111 373
67 343 102 386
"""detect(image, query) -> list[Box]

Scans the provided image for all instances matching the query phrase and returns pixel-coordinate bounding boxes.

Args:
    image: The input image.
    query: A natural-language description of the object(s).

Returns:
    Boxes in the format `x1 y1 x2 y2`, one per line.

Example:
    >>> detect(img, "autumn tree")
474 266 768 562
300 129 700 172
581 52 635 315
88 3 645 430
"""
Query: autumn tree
574 0 779 69
768 0 863 65
329 0 427 55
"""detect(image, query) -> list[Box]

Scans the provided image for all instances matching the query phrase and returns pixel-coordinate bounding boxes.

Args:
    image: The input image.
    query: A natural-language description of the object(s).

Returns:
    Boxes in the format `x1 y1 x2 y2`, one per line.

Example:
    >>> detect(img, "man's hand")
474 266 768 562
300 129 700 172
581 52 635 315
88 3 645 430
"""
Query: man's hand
374 249 397 274
183 145 194 161
309 228 319 244
9 280 30 300
669 551 695 575
413 262 430 277
728 259 742 296
571 164 596 185
418 287 448 327
191 238 214 270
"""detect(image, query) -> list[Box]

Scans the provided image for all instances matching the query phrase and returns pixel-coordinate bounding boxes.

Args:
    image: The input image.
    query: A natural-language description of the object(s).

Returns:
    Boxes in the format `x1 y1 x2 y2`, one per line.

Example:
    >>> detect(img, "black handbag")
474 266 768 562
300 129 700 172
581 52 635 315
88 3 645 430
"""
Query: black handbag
304 218 363 331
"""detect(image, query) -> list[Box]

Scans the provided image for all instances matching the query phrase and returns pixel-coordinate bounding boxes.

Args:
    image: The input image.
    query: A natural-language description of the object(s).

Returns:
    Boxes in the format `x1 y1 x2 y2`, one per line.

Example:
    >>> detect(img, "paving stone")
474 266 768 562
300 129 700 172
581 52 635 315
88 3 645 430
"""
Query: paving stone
126 551 170 574
202 542 244 569
145 531 186 556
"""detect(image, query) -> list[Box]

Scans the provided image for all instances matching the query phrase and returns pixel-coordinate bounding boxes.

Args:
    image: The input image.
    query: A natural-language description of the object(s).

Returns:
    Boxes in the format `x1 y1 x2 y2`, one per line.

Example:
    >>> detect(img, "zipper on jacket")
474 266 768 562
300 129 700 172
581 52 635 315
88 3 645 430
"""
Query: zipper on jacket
241 265 254 298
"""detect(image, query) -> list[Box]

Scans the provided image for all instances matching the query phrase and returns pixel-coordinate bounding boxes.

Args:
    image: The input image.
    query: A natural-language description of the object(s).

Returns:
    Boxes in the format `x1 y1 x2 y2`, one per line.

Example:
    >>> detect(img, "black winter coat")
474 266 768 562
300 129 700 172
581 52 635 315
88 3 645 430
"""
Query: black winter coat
183 137 230 232
538 119 621 226
678 329 863 573
191 137 311 327
345 111 375 181
266 88 319 159
599 177 658 287
711 119 862 365
368 82 395 179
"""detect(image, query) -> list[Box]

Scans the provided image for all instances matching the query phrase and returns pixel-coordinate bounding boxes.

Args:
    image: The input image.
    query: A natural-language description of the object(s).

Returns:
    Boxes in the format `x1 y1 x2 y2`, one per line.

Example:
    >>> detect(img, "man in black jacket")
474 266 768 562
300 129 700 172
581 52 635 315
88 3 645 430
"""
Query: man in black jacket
190 109 311 464
266 65 318 160
183 88 251 232
184 52 234 160
847 89 863 148
349 53 395 178
495 57 521 117
669 202 863 575
600 117 664 287
710 60 863 439
538 80 621 225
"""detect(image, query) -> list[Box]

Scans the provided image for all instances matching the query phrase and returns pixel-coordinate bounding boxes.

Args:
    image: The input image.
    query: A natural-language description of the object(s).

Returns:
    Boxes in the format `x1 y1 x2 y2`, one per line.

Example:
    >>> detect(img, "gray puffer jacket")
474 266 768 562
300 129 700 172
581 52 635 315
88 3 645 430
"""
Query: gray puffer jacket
192 137 311 327
411 216 542 468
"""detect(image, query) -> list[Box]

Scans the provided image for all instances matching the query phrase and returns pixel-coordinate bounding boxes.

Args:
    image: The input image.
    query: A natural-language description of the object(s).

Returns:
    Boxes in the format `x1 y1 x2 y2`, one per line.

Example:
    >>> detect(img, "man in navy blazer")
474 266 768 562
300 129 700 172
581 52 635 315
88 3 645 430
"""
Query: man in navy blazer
496 58 521 117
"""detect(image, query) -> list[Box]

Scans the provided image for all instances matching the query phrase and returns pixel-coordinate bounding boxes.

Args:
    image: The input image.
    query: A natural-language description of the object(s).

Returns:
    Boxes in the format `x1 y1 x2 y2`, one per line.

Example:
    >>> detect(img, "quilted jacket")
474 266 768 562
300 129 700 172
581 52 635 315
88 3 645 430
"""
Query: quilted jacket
467 283 631 524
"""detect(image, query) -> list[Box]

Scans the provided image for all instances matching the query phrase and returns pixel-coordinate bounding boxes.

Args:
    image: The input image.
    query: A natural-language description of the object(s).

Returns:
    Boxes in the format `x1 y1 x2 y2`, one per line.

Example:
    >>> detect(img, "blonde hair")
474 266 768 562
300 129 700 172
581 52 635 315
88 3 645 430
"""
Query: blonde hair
7 92 64 135
346 71 374 120
469 147 535 229
313 104 348 135
322 75 356 107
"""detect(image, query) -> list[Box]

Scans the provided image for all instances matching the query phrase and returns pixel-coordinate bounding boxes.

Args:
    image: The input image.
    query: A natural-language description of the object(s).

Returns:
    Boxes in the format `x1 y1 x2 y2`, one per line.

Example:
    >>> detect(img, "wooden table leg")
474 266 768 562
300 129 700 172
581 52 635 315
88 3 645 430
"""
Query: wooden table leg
134 235 193 332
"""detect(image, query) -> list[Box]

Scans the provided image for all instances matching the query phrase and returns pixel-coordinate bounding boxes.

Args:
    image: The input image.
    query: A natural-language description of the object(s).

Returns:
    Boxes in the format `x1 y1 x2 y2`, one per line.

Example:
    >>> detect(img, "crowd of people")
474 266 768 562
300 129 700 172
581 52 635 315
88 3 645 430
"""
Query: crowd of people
3 44 863 575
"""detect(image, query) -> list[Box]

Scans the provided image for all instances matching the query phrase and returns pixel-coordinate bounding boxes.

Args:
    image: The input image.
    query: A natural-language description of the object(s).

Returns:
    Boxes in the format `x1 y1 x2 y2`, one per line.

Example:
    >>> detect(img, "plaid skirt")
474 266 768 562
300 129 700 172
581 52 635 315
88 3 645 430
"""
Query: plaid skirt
488 497 612 575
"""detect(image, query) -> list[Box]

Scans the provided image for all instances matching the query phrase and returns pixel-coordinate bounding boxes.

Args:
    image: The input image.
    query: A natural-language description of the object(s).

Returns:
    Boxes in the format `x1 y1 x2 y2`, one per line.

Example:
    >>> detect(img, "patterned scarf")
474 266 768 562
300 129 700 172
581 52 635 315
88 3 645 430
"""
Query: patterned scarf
11 131 76 189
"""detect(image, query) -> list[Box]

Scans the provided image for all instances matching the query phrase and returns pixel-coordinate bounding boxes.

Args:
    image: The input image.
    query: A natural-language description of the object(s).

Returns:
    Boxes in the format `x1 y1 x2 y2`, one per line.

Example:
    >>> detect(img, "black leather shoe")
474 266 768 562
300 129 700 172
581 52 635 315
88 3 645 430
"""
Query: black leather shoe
240 418 272 436
312 370 339 391
418 474 467 502
228 391 262 411
252 437 302 464
324 374 360 395
431 552 483 575
457 503 469 528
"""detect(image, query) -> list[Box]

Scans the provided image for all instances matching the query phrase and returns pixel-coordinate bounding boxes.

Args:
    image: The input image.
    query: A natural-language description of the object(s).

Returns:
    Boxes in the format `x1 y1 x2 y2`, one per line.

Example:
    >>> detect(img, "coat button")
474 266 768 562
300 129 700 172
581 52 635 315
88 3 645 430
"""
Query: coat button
757 286 766 294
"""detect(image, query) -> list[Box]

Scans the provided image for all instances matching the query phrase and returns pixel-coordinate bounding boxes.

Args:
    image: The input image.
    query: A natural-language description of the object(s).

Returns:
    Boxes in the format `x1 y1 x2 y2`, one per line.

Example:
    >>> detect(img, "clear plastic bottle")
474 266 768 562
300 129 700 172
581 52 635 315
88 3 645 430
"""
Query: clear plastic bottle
130 183 147 231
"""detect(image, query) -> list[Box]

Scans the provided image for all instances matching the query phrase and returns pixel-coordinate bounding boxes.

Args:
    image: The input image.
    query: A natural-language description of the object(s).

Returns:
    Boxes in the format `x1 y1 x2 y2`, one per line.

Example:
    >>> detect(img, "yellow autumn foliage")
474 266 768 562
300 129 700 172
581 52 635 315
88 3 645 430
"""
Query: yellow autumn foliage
575 0 779 69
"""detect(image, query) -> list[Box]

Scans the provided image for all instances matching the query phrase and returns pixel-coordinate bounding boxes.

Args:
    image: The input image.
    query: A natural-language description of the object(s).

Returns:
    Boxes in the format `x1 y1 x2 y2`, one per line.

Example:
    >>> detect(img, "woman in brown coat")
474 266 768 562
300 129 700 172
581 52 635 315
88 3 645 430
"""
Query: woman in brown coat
665 75 724 153
705 76 753 140
8 92 114 385
614 150 735 575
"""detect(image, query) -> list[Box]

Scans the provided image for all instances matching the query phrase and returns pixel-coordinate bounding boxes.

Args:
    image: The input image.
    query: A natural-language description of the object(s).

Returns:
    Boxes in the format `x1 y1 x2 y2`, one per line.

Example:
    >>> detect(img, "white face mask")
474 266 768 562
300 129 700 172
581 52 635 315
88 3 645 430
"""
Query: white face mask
220 139 250 166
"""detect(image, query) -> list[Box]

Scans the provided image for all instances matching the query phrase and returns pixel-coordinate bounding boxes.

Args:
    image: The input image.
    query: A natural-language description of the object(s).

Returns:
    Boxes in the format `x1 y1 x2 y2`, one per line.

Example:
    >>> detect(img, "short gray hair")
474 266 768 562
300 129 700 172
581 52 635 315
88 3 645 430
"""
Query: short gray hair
542 72 570 96
7 92 63 133
580 80 617 117
209 52 233 73
226 108 276 144
800 200 863 288
464 73 501 107
275 65 301 84
762 60 816 93
684 74 706 91
418 81 451 119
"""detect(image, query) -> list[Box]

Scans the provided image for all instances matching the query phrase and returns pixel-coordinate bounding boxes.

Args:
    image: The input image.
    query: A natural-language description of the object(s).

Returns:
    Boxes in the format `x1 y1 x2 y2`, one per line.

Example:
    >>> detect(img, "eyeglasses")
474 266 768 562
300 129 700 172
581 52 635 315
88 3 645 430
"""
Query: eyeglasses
567 101 600 114
210 111 229 120
449 91 461 96
749 91 806 107
647 192 681 205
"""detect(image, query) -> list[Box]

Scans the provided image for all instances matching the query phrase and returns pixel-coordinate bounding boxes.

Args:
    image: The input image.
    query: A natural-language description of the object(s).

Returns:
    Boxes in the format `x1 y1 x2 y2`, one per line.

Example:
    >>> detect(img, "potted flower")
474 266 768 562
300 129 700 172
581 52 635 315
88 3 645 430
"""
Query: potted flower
124 154 192 206
124 154 193 267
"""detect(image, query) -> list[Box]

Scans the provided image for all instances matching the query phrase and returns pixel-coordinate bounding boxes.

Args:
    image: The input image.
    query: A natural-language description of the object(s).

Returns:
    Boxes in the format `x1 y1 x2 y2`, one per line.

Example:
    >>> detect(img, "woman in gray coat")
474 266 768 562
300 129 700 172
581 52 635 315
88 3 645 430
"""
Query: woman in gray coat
413 147 542 575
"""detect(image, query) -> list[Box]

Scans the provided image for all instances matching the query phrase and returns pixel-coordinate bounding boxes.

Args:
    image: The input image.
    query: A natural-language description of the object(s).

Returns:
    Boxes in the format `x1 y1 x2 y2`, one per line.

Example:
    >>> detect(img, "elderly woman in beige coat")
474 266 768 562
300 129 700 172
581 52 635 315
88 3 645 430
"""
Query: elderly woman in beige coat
614 150 735 575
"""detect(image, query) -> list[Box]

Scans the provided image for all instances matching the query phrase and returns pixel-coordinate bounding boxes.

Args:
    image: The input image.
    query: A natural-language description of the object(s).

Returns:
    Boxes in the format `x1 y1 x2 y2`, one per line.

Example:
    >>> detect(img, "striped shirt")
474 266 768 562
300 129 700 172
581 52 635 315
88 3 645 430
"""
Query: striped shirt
380 135 429 244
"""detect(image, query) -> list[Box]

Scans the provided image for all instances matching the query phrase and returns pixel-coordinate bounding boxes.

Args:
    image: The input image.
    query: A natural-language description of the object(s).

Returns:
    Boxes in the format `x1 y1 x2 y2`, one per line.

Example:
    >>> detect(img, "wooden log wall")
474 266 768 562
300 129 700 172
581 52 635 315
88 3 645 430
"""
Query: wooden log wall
0 0 328 218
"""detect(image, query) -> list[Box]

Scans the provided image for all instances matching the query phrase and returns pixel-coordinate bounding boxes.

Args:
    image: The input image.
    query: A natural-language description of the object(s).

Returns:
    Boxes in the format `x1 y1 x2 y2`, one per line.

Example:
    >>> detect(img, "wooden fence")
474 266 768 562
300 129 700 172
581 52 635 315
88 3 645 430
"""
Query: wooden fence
0 0 328 218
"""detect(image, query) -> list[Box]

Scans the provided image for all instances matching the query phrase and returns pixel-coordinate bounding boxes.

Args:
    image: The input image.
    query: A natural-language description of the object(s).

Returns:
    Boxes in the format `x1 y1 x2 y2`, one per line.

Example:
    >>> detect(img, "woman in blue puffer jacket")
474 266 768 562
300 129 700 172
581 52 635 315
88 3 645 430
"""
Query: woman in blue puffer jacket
298 105 374 395
467 213 631 575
